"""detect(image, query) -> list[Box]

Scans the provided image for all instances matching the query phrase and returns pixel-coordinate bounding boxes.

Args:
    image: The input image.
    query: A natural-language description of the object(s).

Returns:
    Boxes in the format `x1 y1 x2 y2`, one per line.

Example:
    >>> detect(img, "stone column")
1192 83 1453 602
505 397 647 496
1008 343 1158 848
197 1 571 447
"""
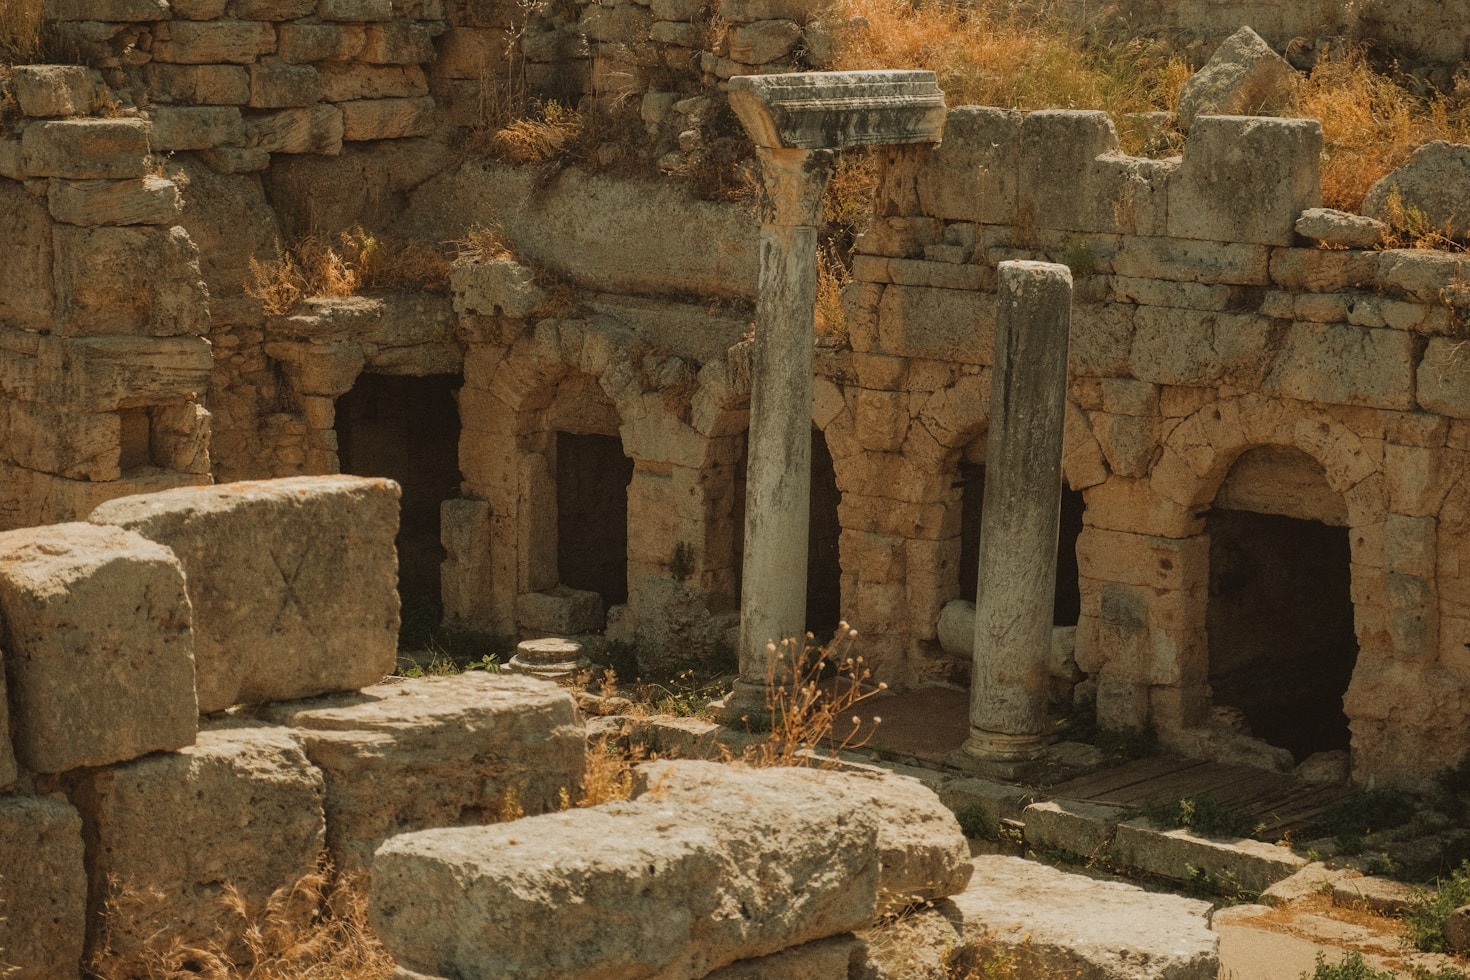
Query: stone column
960 261 1073 764
726 147 834 718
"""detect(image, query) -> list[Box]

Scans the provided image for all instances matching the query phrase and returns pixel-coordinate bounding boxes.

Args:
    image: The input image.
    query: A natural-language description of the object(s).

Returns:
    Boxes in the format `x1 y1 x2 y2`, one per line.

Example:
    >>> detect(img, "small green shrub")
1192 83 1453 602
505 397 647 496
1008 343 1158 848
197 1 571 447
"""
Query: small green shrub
1143 796 1261 839
1405 860 1470 953
1302 951 1397 980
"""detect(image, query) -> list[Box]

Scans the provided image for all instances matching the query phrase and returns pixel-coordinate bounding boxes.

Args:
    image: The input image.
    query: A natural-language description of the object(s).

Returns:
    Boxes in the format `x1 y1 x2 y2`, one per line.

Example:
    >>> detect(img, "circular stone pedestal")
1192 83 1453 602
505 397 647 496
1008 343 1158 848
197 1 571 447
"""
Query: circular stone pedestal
508 637 590 679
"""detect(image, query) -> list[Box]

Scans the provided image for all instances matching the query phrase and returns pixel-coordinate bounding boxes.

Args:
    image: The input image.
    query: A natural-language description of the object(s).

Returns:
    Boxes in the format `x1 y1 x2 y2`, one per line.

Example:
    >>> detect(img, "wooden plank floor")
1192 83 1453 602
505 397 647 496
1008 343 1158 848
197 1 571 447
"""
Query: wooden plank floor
1047 755 1355 837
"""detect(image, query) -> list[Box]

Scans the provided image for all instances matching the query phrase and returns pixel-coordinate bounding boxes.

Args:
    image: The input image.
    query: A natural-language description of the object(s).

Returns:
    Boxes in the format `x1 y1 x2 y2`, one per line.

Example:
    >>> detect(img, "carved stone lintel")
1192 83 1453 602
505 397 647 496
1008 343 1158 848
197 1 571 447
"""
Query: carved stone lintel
756 146 834 229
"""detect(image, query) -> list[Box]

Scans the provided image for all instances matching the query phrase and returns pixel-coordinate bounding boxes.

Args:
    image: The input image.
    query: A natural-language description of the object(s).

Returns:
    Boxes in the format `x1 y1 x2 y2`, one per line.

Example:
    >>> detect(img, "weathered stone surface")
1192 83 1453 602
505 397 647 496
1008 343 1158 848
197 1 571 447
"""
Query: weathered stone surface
642 761 973 913
1331 874 1423 916
1295 207 1387 249
1177 27 1298 132
21 118 152 179
249 60 321 107
1261 321 1415 409
1112 818 1307 893
706 935 861 980
278 22 368 62
1446 905 1470 953
955 854 1217 978
1021 799 1130 859
11 64 97 118
43 0 166 19
263 673 584 870
235 0 316 18
65 724 325 964
0 180 54 331
318 63 427 101
339 96 435 140
362 22 435 64
144 63 251 105
1418 338 1470 418
0 795 86 980
54 224 209 337
152 20 278 64
728 19 801 63
0 522 196 774
451 257 546 318
319 0 393 20
1169 115 1322 246
515 586 604 634
52 334 215 411
150 105 246 151
246 104 344 154
373 760 880 979
1364 140 1470 240
90 476 399 713
47 175 182 226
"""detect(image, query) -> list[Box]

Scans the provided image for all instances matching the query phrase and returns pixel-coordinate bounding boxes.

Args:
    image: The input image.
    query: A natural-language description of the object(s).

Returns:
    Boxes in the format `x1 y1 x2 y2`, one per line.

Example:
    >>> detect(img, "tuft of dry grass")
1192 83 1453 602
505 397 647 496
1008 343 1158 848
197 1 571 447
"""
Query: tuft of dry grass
89 864 394 980
1293 45 1470 214
485 99 583 165
245 228 452 315
0 0 43 65
814 243 849 343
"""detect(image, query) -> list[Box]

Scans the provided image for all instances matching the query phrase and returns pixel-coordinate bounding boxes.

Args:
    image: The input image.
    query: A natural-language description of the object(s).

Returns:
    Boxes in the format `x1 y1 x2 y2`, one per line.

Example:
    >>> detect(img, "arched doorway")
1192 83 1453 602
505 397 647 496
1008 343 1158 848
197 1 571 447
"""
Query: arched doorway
556 431 632 608
1206 446 1358 762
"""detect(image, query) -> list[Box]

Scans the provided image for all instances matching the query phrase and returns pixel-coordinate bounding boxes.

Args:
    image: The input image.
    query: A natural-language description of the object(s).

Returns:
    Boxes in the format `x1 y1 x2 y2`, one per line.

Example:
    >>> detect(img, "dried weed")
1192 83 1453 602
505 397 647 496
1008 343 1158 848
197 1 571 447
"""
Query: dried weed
244 228 451 314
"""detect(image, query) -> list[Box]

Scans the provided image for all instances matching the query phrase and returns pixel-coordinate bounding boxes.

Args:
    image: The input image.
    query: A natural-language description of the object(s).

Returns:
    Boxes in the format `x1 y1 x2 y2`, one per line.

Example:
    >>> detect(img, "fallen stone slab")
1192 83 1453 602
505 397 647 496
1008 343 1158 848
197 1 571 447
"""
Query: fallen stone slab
372 760 881 979
0 522 197 773
951 854 1218 979
1022 798 1131 860
1260 863 1355 906
264 673 586 871
63 723 324 966
1111 817 1307 894
635 760 973 913
0 794 87 980
91 475 400 713
1295 207 1387 249
1332 874 1423 916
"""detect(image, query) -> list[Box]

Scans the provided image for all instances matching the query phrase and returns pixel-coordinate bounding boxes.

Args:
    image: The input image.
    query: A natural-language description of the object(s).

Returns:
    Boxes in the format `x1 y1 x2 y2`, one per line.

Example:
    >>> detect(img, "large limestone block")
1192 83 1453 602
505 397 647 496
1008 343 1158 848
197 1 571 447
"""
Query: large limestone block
65 724 325 964
916 106 1020 224
1364 141 1470 240
0 795 87 979
372 760 881 979
263 673 585 871
1177 27 1298 132
641 761 973 913
43 0 167 19
1418 337 1470 418
21 117 151 179
1261 321 1416 409
0 523 197 773
152 19 278 64
149 105 246 150
1168 115 1321 245
145 63 251 105
246 104 345 154
47 175 183 226
340 96 436 140
52 334 215 412
11 64 98 118
90 476 400 713
0 180 54 332
54 225 209 337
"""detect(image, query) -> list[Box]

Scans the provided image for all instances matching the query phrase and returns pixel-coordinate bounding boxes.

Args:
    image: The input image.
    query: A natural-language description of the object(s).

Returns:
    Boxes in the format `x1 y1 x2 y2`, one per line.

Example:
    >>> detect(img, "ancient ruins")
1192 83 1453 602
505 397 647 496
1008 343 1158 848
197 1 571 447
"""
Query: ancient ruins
3 0 1470 974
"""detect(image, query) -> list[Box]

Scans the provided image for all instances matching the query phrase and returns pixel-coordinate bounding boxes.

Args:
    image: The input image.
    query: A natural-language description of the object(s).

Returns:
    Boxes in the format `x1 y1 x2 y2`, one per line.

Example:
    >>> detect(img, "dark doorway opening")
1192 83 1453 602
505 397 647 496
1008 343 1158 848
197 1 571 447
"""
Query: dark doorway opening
958 461 1083 626
556 431 632 608
1207 509 1358 762
808 428 842 639
337 373 462 612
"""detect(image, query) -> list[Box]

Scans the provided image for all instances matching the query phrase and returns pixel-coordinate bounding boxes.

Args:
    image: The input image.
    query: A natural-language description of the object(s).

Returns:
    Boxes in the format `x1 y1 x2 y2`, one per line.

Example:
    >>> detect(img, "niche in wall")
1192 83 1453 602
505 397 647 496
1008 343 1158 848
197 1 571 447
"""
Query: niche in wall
555 431 633 608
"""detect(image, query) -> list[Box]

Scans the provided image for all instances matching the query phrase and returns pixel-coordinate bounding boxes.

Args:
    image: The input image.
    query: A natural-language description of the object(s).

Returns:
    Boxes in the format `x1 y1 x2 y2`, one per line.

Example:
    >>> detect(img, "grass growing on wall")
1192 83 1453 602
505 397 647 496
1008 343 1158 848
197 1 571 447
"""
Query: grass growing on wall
0 0 43 65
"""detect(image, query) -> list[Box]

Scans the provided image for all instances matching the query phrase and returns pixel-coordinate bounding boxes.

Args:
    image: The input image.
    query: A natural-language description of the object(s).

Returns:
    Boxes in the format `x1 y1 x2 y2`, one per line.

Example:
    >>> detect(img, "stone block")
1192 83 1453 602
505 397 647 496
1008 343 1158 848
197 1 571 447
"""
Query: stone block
318 63 428 101
515 585 604 634
1022 799 1130 859
277 23 367 62
1261 321 1416 409
150 105 246 150
1177 26 1298 132
144 63 251 105
451 257 546 318
1130 308 1281 388
1112 818 1307 893
152 20 278 64
916 106 1020 224
11 64 97 118
266 673 584 870
249 60 321 108
1295 207 1387 249
719 0 833 21
43 0 166 19
21 118 151 179
0 181 54 332
171 0 228 17
1017 109 1173 236
234 0 316 17
1077 528 1207 592
1419 338 1470 418
339 96 436 140
47 175 182 226
1168 115 1322 245
0 795 86 979
54 224 209 337
89 475 400 713
430 26 512 79
0 522 196 774
876 283 992 364
727 18 801 63
245 104 344 154
372 760 880 979
51 334 214 411
66 724 325 964
441 497 492 624
705 936 861 980
319 0 393 19
7 402 122 481
1114 236 1270 285
362 22 435 64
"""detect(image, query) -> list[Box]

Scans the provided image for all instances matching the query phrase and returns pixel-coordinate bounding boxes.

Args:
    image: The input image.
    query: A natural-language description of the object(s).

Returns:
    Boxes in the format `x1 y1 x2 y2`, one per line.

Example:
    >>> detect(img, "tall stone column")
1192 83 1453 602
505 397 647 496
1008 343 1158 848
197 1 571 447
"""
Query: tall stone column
960 261 1073 765
714 70 946 722
728 147 834 716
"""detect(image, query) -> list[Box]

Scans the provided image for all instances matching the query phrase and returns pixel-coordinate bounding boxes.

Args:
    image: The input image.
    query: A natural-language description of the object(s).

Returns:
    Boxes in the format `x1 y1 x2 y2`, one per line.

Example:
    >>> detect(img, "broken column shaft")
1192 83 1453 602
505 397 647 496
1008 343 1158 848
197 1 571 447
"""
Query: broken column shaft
962 260 1073 763
720 70 945 720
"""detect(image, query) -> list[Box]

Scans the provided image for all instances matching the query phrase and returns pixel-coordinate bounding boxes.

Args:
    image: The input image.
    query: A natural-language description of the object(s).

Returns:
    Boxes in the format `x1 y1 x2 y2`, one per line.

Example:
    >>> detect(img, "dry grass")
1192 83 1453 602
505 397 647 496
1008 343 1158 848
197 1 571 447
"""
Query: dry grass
485 99 583 165
1293 46 1470 213
89 865 394 980
826 0 1191 151
0 0 43 65
245 228 452 315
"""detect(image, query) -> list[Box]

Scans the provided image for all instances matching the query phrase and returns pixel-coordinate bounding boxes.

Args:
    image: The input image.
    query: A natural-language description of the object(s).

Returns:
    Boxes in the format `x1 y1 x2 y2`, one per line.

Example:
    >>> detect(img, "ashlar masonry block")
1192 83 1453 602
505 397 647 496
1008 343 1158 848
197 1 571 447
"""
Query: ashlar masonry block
0 795 87 979
90 476 400 713
0 522 197 774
